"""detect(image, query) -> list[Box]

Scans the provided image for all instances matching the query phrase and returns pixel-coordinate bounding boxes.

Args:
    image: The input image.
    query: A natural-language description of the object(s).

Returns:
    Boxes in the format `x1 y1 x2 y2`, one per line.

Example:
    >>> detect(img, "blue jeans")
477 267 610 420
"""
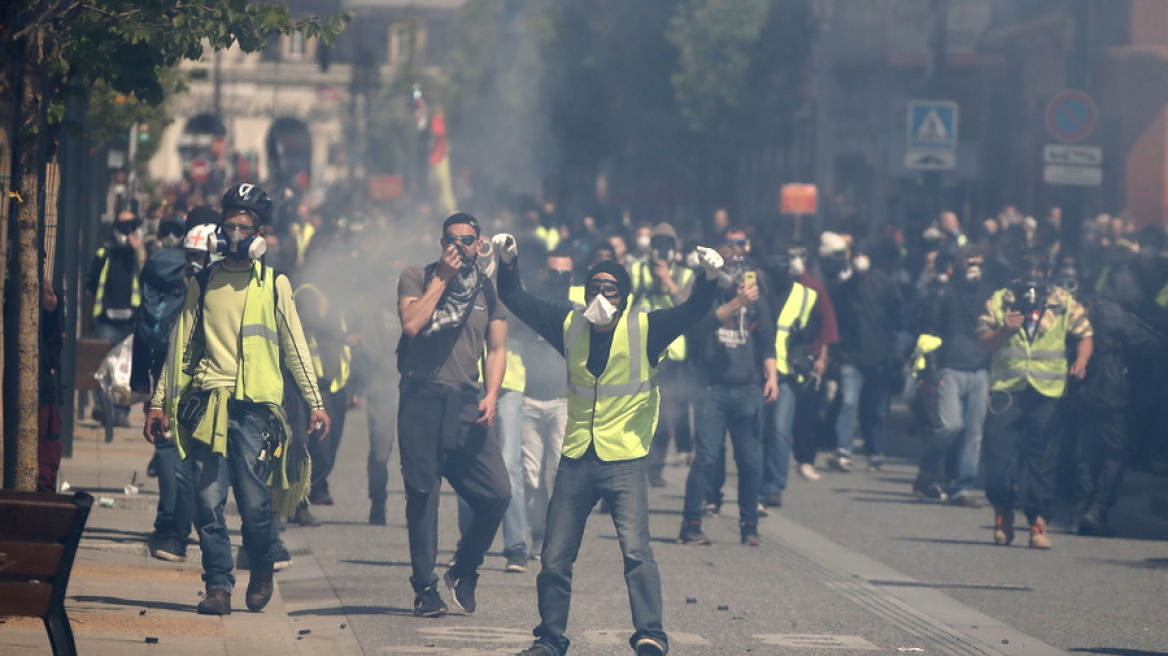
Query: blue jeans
458 389 527 558
188 402 276 592
685 384 762 523
533 450 667 655
152 437 196 546
835 364 890 462
926 369 988 497
761 380 797 495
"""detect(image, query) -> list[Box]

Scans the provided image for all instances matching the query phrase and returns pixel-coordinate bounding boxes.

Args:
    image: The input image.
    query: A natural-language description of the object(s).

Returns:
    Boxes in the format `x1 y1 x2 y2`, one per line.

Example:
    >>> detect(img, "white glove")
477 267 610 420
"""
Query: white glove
491 233 518 265
695 245 724 280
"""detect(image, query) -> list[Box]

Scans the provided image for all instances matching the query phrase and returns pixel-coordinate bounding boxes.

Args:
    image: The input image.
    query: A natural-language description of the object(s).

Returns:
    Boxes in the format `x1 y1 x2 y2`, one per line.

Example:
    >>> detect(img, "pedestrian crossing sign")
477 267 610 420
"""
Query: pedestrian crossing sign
907 101 958 151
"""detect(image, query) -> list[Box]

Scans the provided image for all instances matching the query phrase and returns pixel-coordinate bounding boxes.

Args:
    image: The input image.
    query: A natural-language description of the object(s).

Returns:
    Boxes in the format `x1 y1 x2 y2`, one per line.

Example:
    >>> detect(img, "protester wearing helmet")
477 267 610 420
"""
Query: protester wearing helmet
144 184 329 615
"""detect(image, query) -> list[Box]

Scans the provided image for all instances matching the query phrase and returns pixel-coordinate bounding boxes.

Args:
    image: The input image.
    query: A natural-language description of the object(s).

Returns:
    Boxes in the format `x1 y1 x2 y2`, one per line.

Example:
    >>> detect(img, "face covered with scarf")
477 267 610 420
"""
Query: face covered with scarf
424 213 486 336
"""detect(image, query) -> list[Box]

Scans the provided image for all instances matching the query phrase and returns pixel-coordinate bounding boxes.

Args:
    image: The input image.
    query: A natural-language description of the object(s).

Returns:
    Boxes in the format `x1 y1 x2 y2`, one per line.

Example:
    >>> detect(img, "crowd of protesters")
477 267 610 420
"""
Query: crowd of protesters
57 178 1168 653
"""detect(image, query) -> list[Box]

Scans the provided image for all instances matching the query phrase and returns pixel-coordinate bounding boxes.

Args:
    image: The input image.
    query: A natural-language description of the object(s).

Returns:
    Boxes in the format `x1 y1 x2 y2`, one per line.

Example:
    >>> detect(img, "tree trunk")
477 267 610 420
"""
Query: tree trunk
11 30 44 491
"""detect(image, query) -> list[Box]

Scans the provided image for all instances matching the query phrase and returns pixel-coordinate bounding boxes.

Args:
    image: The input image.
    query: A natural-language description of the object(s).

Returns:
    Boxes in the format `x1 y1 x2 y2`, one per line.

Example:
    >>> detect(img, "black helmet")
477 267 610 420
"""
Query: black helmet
221 184 273 225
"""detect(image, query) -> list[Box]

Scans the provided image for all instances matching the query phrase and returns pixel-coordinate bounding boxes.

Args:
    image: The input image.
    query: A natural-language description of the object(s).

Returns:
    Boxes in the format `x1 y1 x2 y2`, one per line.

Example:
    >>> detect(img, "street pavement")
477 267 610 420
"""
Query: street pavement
3 402 1166 655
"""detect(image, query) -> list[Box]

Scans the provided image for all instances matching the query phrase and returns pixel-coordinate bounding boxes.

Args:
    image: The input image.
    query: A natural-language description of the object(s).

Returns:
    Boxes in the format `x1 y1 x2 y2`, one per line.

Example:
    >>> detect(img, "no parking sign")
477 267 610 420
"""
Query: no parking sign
1045 89 1097 143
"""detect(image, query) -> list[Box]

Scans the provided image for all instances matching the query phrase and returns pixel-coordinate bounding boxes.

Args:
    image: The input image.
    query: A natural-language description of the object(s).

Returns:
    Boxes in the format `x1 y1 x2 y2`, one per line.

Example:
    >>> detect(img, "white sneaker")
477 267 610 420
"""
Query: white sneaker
798 463 821 481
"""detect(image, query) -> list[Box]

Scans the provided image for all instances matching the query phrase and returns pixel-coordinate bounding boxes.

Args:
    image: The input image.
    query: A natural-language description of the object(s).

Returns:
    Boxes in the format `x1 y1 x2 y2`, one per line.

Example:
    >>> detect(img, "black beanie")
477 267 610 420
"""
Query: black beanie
585 260 632 306
442 212 481 236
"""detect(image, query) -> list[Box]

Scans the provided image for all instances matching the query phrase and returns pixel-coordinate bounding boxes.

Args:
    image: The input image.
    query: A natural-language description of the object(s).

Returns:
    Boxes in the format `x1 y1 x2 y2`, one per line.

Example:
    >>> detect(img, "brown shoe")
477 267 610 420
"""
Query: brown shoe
992 506 1015 546
197 587 232 615
1028 517 1053 550
245 573 274 611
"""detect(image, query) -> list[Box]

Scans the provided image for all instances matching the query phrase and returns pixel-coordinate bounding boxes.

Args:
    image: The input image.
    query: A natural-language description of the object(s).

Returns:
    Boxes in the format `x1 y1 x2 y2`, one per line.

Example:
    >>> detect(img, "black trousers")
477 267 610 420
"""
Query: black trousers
304 381 348 501
1073 406 1128 517
982 387 1061 522
398 381 510 593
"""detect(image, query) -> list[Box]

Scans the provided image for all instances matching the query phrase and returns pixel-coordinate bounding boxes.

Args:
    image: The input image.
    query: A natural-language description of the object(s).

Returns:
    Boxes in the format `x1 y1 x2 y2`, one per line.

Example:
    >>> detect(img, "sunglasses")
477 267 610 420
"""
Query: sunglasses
222 222 258 234
726 238 748 247
586 280 621 298
443 234 478 247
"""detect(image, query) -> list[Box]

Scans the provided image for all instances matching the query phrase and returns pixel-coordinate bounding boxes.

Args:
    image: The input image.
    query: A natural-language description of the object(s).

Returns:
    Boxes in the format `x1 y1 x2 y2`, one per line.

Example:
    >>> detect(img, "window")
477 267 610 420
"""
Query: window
284 32 307 61
388 22 415 65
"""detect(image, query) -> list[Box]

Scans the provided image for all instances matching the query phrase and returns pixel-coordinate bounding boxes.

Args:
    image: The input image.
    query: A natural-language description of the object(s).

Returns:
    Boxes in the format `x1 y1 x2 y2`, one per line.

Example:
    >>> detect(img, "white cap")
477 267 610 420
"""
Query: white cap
819 231 848 257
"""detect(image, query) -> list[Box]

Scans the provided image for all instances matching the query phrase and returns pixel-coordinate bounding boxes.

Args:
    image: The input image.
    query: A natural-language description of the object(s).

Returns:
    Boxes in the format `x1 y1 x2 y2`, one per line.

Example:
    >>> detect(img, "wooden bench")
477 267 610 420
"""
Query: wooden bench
0 490 95 656
74 337 115 443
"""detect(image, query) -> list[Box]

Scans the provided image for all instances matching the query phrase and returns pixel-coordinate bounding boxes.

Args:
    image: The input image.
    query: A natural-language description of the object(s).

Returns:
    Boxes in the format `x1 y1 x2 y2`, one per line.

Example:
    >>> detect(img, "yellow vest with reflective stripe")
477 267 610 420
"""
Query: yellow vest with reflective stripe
536 225 561 252
163 261 286 450
562 310 659 460
774 282 817 377
295 283 352 394
631 261 693 360
987 289 1069 398
93 247 141 318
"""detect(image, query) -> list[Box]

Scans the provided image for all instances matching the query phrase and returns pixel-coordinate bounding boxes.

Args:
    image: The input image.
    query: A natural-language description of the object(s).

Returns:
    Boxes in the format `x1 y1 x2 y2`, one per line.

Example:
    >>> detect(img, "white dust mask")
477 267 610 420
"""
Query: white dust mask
583 294 619 326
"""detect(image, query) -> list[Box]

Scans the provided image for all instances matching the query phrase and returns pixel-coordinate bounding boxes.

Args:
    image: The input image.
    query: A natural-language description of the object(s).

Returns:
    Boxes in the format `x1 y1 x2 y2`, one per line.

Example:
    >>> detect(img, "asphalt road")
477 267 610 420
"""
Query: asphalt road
280 401 1168 656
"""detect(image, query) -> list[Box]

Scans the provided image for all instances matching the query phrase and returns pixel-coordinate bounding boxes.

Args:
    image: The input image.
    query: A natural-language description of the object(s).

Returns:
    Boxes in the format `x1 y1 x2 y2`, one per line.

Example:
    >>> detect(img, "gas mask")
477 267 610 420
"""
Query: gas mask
583 294 619 326
113 220 139 246
208 225 267 261
1007 277 1046 316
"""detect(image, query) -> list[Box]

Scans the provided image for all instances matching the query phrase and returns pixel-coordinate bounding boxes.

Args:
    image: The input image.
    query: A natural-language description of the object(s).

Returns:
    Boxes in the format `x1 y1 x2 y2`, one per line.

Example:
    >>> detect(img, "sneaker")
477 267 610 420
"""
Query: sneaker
245 572 274 611
515 641 560 656
826 453 852 472
634 636 667 656
761 491 782 508
757 502 769 518
272 545 293 571
866 459 884 472
505 552 528 573
648 470 667 488
797 463 821 481
151 537 187 562
1028 516 1053 550
740 521 760 547
444 568 478 613
309 494 334 506
703 502 721 517
197 587 232 615
413 584 448 618
677 520 711 545
913 481 949 503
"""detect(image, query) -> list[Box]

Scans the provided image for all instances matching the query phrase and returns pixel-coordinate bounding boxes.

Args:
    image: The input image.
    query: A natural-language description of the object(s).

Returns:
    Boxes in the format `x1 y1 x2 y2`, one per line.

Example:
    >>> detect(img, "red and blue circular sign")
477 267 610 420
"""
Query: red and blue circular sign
1045 89 1097 143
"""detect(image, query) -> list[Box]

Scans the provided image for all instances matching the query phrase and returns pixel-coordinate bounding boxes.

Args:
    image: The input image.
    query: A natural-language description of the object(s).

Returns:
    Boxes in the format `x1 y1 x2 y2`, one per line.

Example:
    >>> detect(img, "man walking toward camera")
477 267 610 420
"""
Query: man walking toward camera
493 231 719 656
144 184 330 615
396 212 511 618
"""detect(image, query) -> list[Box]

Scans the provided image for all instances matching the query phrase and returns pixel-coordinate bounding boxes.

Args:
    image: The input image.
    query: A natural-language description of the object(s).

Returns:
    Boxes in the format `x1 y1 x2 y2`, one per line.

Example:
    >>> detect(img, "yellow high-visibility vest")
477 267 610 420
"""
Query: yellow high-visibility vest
92 247 141 318
561 310 659 460
986 288 1070 398
295 283 352 394
774 282 817 378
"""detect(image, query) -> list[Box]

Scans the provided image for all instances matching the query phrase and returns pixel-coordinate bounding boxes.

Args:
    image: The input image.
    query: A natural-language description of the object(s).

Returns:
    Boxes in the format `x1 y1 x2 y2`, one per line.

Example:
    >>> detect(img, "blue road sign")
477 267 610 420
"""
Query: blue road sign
907 101 959 151
1045 89 1097 143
